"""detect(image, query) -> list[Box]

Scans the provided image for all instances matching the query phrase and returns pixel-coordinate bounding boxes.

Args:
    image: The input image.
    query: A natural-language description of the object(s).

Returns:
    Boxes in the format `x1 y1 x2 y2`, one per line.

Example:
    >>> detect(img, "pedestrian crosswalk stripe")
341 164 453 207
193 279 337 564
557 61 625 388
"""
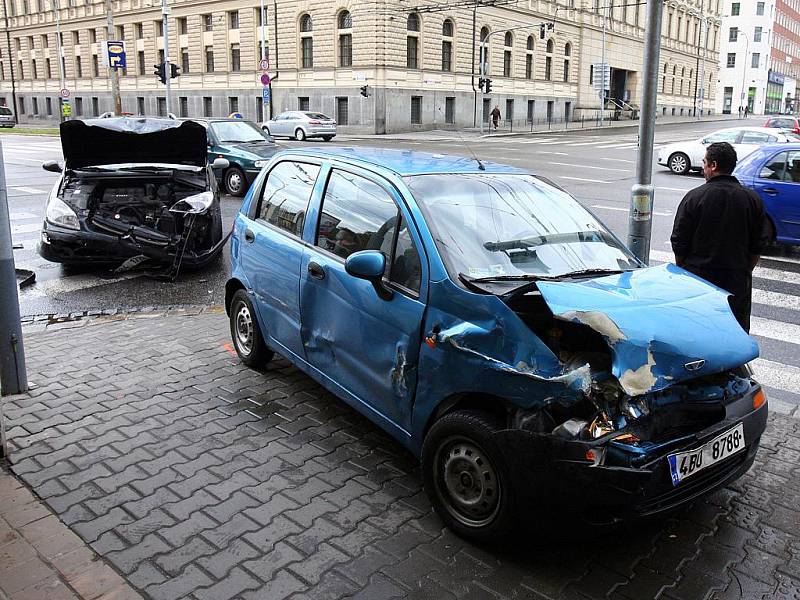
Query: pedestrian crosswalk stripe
595 143 639 149
549 161 630 172
11 223 41 235
649 249 800 286
752 358 800 397
10 212 38 220
557 176 612 184
10 186 47 194
750 316 800 346
752 288 800 310
519 138 557 144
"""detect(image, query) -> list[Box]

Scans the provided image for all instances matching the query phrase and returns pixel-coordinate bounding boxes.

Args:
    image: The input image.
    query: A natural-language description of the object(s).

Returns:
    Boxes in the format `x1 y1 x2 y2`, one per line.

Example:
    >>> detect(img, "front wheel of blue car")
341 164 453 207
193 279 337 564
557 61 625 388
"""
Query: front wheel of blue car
229 290 274 368
422 410 515 542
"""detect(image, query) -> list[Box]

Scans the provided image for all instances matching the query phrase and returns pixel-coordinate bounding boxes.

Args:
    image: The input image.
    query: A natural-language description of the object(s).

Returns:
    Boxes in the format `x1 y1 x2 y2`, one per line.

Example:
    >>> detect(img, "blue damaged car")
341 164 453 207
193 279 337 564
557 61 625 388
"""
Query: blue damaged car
225 148 768 541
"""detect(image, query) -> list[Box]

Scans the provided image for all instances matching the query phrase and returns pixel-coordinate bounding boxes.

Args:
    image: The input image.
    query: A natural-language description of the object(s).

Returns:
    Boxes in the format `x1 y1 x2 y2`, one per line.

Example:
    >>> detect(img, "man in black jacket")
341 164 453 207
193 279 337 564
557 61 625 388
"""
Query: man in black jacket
670 142 767 332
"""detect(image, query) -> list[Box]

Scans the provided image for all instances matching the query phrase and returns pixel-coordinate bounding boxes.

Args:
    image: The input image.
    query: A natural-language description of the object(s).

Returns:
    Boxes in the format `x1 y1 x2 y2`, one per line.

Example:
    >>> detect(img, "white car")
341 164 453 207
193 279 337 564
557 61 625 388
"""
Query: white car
260 111 337 141
657 126 800 175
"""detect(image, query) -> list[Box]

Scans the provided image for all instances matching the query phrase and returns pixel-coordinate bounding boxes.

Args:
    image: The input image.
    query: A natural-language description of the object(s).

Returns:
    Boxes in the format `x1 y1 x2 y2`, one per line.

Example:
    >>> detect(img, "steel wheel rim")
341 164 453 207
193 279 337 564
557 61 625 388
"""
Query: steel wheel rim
670 155 687 173
434 436 501 528
233 302 253 355
227 171 243 193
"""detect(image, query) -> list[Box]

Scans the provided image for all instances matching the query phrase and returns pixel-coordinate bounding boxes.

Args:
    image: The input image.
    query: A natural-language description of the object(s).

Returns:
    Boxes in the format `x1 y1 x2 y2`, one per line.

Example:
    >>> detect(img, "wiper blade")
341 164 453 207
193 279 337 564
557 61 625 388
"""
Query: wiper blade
558 268 625 278
459 272 556 284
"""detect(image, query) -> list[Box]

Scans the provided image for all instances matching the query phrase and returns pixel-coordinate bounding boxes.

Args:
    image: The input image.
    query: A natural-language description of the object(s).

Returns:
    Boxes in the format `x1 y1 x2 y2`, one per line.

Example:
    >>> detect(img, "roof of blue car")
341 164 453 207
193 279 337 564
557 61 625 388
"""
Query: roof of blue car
275 146 529 176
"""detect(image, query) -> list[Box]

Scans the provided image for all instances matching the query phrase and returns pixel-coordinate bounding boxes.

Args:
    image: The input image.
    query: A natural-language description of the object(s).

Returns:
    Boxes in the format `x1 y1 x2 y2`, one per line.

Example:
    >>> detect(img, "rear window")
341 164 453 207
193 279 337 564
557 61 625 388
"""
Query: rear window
0 107 12 116
304 113 329 120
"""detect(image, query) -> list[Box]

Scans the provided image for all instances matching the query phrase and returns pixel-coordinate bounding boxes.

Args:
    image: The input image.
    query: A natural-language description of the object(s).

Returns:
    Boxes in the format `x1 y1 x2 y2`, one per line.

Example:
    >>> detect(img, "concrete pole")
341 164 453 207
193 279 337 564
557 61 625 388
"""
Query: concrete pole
0 138 28 397
1 0 19 124
627 0 664 264
161 0 171 116
699 18 709 116
105 0 122 114
260 0 268 122
600 3 606 128
479 38 485 135
54 0 66 122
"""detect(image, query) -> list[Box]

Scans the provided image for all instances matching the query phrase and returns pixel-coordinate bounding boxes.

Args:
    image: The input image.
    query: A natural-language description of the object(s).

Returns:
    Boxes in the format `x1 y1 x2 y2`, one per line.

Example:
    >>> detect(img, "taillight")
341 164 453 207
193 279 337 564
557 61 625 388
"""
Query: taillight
309 120 321 125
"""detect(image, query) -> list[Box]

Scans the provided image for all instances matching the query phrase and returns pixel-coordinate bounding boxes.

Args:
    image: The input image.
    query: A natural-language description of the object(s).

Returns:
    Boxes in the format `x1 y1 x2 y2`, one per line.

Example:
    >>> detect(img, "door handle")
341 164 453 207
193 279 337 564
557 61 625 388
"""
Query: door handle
244 228 255 243
763 188 778 195
307 261 326 280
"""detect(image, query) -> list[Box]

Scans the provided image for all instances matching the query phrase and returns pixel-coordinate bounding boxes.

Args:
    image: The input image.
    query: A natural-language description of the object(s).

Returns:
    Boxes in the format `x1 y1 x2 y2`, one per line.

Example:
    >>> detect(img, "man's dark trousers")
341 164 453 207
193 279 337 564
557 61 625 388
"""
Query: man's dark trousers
684 266 753 332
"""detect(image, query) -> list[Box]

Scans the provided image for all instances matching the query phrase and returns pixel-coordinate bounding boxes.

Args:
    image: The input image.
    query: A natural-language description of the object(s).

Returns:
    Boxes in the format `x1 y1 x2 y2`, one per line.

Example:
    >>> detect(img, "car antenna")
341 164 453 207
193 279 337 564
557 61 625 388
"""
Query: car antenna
455 128 485 170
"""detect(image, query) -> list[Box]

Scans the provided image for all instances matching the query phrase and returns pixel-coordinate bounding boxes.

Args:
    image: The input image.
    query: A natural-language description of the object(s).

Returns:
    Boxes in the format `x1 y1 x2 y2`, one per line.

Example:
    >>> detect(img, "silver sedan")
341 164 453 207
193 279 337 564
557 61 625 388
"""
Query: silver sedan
260 111 337 142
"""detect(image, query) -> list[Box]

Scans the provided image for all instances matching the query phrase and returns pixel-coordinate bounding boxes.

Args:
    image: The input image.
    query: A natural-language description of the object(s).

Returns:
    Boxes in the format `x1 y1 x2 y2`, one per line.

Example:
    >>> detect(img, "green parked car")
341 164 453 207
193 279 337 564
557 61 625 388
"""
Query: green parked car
190 118 280 197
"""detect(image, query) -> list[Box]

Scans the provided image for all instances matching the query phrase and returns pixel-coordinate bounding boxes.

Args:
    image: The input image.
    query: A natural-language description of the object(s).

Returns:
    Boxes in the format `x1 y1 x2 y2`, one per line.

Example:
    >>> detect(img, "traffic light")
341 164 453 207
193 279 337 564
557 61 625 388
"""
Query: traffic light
169 63 180 79
540 23 546 39
484 78 492 94
153 62 166 84
360 85 369 97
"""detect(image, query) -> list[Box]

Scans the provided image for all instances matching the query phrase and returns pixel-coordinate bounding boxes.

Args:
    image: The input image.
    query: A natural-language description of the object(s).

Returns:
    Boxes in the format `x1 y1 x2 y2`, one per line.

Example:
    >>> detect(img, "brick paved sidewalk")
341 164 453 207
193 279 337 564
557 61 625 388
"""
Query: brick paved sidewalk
2 310 800 600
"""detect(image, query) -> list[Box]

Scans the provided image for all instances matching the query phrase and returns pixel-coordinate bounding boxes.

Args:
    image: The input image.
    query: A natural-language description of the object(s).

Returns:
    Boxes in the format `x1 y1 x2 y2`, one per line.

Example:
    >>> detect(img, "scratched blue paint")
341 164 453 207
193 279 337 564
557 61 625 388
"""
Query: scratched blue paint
536 264 759 396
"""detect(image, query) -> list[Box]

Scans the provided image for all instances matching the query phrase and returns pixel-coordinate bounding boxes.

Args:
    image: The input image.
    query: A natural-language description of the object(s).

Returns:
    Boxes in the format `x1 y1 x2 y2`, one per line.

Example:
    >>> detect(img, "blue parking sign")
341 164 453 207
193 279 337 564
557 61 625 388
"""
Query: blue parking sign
262 87 270 103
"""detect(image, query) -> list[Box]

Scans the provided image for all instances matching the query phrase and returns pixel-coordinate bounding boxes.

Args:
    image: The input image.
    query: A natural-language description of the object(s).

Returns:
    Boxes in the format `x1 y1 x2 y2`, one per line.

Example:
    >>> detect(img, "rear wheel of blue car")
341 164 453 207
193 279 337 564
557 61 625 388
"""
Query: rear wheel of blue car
225 167 246 197
229 290 274 368
422 410 514 541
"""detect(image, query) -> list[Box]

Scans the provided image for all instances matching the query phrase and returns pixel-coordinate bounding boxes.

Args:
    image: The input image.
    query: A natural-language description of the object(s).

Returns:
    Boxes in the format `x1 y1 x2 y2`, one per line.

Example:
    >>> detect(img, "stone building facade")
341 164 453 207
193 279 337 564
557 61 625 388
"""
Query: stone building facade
0 0 721 133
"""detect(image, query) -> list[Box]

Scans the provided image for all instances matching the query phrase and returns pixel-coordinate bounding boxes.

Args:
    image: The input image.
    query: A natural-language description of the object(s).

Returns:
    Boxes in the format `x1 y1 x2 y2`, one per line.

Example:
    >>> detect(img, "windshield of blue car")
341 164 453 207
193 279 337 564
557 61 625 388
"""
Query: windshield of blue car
210 121 267 143
404 173 641 282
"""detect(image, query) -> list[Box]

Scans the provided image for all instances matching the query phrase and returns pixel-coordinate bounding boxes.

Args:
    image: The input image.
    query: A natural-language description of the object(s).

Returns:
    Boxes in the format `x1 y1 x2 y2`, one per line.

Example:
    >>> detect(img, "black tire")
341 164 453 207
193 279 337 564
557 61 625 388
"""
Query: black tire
229 289 274 368
668 152 691 175
262 126 271 135
224 166 247 197
322 136 334 142
294 128 306 141
422 410 515 542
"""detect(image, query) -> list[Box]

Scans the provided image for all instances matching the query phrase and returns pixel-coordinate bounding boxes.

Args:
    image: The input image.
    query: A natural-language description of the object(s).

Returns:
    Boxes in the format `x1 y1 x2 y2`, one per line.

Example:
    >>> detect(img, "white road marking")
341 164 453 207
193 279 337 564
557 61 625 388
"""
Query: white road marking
548 161 630 172
7 157 46 164
11 186 47 194
591 204 672 216
598 157 635 163
649 249 800 285
557 176 612 184
10 212 39 220
752 358 800 396
11 223 41 234
23 272 144 297
595 143 640 149
657 186 695 192
750 317 800 345
536 151 569 155
569 140 618 146
519 138 557 144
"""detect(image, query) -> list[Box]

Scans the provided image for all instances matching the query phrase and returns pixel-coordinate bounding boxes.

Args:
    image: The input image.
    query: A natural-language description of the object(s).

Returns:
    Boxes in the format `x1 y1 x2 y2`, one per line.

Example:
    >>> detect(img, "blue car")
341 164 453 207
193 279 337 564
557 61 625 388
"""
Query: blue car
734 142 800 245
226 148 767 540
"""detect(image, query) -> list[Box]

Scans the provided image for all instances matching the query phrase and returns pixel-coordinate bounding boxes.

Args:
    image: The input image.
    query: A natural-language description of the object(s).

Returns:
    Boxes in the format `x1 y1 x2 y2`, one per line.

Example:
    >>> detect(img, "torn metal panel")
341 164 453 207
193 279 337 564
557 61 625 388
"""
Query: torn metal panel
537 264 759 396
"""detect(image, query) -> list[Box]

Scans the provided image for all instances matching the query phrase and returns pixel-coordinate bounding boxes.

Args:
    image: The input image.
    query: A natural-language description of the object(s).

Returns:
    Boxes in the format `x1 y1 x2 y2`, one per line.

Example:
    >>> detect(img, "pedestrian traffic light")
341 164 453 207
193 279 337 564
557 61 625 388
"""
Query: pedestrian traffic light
169 63 180 79
484 78 492 94
153 62 166 84
360 85 369 97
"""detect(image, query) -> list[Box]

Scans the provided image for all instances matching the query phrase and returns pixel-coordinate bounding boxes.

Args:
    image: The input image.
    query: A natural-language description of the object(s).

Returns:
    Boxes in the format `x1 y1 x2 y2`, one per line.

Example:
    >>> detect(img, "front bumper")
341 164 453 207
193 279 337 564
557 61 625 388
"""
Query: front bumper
38 221 226 267
495 385 767 522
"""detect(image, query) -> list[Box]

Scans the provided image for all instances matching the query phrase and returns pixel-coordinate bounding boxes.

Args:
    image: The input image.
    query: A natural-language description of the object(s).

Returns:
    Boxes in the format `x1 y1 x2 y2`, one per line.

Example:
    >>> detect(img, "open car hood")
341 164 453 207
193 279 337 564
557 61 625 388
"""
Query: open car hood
536 264 759 396
60 117 208 170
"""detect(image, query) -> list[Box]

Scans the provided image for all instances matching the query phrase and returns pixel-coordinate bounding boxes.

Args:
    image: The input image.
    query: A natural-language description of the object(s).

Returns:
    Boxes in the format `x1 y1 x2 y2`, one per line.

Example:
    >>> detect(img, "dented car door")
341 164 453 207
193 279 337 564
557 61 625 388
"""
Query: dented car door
299 167 427 434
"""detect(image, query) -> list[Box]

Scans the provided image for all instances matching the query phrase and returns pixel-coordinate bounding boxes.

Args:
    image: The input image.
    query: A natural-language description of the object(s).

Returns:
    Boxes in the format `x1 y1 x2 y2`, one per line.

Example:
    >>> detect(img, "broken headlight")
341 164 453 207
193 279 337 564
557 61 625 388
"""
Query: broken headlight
45 197 80 230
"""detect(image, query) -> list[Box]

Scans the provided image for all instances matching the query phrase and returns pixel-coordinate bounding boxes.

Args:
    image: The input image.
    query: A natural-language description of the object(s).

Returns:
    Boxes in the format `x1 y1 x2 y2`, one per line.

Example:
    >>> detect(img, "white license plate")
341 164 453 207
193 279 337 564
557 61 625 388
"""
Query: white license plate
667 423 745 486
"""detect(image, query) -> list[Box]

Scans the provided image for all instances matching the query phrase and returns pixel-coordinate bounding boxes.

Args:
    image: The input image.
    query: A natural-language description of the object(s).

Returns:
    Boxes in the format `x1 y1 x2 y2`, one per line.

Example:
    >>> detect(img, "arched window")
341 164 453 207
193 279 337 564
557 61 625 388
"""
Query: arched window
299 13 313 68
503 31 513 77
442 19 454 71
337 11 352 67
407 13 420 68
479 26 490 74
680 67 686 95
671 65 676 94
545 39 553 80
662 63 668 93
688 69 694 96
564 42 571 56
563 42 571 82
525 35 534 79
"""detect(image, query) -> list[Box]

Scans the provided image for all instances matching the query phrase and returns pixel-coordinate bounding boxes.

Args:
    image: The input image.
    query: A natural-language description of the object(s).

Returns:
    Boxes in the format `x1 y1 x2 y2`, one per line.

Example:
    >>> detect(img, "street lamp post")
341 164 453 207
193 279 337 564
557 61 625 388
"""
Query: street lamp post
738 28 750 115
260 0 268 122
105 0 122 114
54 0 66 121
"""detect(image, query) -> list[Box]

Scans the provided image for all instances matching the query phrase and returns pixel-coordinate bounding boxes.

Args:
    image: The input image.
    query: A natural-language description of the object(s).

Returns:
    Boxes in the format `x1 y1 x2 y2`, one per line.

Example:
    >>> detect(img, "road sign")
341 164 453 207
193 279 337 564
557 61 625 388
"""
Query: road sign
262 87 271 103
260 73 271 86
106 40 126 70
259 58 269 70
592 62 610 90
60 88 70 99
61 99 72 117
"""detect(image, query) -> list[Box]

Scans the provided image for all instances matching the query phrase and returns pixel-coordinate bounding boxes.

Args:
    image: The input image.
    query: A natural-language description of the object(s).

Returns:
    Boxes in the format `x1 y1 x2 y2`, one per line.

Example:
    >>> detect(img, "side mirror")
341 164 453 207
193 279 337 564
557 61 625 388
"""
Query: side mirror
42 160 62 173
211 157 230 169
345 250 393 300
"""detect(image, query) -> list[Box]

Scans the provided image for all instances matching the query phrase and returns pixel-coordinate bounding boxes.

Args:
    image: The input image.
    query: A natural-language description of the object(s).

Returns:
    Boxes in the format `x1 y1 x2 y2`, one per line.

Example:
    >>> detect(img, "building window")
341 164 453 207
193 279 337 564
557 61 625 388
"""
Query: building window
751 52 760 68
506 99 514 121
203 96 212 117
158 49 165 64
205 47 214 72
731 2 740 15
336 96 348 125
545 39 553 81
137 51 145 75
230 44 240 71
527 99 535 122
42 34 48 48
75 56 82 78
407 13 420 69
255 96 264 122
338 12 353 68
203 14 214 31
18 97 25 114
754 27 762 42
92 54 99 76
46 58 52 78
443 18 453 37
503 32 512 77
442 40 452 71
727 52 736 68
178 18 187 35
179 96 188 117
525 36 534 79
90 29 96 43
32 97 38 114
135 23 143 39
479 26 490 74
729 27 738 42
756 1 764 15
75 97 82 115
229 97 239 113
445 96 455 124
157 97 166 116
229 10 239 29
137 96 145 115
563 43 571 83
46 97 52 115
181 50 189 74
91 96 98 116
298 97 310 111
155 20 163 37
31 60 37 79
671 65 676 93
411 95 422 124
300 14 313 68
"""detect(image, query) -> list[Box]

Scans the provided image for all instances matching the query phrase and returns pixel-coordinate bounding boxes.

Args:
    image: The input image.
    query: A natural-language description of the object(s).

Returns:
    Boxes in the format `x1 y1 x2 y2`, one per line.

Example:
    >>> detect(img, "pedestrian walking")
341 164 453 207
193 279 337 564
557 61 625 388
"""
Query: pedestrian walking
670 142 768 332
490 105 501 130
738 105 743 118
744 104 749 117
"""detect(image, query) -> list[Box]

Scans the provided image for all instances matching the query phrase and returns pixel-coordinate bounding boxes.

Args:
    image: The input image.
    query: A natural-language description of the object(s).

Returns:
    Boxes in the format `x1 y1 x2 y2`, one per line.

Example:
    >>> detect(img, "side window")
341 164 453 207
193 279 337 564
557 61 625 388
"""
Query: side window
787 151 800 183
706 130 739 143
759 152 787 180
740 131 773 144
316 170 397 259
257 161 320 236
390 216 422 293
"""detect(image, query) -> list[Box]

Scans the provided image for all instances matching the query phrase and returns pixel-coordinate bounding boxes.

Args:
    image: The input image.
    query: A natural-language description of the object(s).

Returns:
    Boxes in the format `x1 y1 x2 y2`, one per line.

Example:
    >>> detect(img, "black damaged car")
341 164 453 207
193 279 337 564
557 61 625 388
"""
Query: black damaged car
38 117 228 275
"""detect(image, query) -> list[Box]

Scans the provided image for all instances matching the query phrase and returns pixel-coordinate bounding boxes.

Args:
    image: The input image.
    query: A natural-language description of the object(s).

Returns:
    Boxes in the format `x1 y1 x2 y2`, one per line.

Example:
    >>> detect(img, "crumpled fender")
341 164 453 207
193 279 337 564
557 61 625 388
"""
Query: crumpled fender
537 264 759 396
